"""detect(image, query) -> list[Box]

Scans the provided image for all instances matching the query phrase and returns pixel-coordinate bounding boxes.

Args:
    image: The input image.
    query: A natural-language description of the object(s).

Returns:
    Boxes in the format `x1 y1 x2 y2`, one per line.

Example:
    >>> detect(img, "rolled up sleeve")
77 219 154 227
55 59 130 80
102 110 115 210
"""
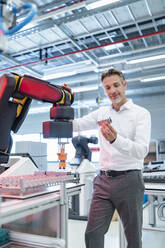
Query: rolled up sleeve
73 110 98 132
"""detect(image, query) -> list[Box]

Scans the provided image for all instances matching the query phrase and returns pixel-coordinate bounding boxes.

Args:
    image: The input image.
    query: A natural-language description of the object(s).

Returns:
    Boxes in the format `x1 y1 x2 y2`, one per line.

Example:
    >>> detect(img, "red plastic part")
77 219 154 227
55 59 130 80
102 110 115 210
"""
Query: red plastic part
43 121 50 137
0 76 7 100
50 106 57 118
19 77 62 103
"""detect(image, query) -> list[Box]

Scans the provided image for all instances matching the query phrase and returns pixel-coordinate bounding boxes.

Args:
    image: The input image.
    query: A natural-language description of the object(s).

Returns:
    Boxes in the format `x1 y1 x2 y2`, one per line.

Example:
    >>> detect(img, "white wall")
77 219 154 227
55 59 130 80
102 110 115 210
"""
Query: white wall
133 94 165 140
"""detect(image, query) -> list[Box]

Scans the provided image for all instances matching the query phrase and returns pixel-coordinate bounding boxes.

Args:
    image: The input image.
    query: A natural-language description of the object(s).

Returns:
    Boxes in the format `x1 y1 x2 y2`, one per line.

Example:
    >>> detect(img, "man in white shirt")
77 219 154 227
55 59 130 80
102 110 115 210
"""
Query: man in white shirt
65 68 151 248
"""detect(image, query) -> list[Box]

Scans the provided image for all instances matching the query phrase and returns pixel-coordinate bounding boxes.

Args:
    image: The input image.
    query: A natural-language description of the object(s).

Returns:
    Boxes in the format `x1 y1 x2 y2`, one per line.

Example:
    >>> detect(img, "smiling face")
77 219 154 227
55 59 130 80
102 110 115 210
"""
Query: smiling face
102 74 127 106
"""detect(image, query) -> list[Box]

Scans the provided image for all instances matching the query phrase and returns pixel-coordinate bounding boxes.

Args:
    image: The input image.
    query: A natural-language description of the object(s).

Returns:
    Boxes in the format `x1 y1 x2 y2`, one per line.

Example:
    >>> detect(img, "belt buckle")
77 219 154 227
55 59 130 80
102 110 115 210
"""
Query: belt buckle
105 171 112 177
105 171 109 176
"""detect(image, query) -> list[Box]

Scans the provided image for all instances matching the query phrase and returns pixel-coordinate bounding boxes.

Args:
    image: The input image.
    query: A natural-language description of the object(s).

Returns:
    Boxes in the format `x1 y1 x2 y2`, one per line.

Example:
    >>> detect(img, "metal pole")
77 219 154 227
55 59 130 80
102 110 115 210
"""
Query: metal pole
148 195 156 226
60 181 68 248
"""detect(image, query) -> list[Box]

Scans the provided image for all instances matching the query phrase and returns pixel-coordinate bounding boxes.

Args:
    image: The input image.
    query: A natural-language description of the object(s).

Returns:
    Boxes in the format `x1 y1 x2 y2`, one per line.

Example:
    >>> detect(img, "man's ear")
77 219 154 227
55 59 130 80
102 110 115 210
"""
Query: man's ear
124 80 127 89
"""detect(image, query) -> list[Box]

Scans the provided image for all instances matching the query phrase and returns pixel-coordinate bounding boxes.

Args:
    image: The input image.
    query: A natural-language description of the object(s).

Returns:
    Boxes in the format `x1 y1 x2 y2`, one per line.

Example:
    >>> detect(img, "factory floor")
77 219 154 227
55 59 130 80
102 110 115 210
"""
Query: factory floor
68 219 119 248
68 205 165 248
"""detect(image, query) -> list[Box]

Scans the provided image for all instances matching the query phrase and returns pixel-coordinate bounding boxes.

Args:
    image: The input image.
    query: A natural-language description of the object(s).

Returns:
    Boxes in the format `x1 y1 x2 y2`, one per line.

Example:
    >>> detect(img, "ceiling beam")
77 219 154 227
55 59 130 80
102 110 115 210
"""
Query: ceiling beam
9 13 165 56
11 0 156 41
56 23 99 66
0 54 43 77
54 0 142 25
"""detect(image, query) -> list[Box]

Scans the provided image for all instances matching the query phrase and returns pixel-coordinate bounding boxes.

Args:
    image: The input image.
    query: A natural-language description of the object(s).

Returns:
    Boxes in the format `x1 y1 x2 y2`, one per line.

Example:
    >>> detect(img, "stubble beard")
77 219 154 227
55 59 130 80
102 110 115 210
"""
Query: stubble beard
111 95 123 104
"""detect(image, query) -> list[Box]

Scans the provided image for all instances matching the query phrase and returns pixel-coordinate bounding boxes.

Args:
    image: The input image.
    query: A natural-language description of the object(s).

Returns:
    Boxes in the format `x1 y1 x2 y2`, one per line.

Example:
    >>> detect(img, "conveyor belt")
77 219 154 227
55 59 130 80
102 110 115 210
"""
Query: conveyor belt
143 170 165 183
143 170 165 191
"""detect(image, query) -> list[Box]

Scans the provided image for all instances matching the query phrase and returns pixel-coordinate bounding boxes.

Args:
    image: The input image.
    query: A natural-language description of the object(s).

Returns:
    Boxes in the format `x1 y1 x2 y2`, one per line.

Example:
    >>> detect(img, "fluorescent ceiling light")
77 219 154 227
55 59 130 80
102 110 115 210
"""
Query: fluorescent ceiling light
43 71 76 80
33 2 86 23
43 60 91 73
73 86 98 93
104 43 123 51
87 0 119 10
141 75 165 82
29 106 50 114
75 53 83 58
127 54 165 64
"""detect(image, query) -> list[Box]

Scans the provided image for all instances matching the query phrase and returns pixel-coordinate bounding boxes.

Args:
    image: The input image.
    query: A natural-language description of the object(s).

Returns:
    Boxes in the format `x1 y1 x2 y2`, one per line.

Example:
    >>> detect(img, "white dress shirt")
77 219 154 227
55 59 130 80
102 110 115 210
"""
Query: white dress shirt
73 99 151 171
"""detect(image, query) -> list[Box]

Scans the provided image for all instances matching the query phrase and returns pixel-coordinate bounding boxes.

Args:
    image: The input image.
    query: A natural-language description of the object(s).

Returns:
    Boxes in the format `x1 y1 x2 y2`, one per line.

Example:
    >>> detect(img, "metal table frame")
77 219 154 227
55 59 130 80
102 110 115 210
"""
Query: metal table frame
0 182 83 248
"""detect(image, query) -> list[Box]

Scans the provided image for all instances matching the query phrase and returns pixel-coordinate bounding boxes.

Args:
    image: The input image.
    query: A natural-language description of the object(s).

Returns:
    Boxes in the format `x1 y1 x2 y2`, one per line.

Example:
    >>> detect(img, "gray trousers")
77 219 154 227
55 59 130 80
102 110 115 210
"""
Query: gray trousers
85 170 145 248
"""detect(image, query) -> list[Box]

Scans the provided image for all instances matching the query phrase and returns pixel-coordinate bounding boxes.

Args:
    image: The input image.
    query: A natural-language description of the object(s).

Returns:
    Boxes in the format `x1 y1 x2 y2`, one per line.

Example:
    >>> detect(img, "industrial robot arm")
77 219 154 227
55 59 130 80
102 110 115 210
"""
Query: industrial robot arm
0 73 74 164
72 136 98 165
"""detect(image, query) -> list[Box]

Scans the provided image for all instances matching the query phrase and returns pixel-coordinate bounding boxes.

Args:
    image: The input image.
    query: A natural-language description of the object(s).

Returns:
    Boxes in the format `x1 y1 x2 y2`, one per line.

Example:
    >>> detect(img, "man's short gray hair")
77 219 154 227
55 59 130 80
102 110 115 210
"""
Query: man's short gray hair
101 68 125 83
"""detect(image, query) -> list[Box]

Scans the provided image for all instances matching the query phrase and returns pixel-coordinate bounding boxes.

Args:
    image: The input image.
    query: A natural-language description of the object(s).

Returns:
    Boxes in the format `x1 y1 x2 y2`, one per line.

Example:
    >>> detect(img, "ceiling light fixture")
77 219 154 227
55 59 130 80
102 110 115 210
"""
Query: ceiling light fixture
73 86 98 93
104 43 124 51
141 75 165 82
32 2 86 23
127 54 165 64
43 71 76 80
86 0 120 10
29 106 50 114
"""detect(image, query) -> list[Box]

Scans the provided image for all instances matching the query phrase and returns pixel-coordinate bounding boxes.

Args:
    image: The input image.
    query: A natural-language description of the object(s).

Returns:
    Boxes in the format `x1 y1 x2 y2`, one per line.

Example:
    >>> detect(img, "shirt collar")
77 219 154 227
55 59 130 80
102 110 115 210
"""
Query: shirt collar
120 99 133 110
110 99 133 111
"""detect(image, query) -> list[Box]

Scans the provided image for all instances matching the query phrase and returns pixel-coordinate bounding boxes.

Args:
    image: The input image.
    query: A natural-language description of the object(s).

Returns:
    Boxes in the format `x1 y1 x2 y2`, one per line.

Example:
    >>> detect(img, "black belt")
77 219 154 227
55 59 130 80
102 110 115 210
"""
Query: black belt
100 169 139 177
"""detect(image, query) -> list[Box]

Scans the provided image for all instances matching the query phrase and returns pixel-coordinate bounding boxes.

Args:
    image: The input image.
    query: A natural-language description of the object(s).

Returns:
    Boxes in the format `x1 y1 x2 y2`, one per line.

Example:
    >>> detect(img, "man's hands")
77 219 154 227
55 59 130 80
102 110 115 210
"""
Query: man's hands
61 83 75 104
101 121 117 143
61 83 75 97
61 83 117 143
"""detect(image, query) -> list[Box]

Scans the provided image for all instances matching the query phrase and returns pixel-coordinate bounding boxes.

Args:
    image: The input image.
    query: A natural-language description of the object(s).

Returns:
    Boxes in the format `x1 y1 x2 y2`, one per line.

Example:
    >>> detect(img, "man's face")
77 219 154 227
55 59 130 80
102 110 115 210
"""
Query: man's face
102 74 127 105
